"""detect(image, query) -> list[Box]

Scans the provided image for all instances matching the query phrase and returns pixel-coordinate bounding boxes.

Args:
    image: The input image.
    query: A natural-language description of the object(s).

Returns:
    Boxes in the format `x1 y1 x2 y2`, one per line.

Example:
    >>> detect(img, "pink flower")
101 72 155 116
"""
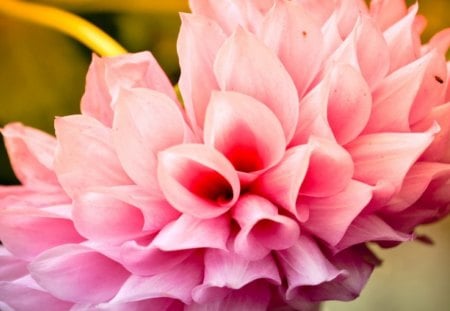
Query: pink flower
1 0 450 310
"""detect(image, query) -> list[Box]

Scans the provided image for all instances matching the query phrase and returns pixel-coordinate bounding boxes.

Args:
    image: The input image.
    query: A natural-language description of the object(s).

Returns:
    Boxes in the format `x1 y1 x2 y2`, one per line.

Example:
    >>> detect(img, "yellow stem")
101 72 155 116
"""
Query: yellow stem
0 0 127 56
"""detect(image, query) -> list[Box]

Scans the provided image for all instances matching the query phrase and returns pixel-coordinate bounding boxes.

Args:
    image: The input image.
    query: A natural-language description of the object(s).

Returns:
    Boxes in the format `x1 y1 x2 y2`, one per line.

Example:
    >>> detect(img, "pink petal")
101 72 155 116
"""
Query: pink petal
383 4 420 72
110 255 203 304
29 244 130 303
232 195 300 260
364 52 433 133
72 191 145 244
0 247 28 281
112 88 185 190
119 240 192 276
346 126 437 190
188 282 271 311
427 28 450 55
81 52 177 126
369 0 407 31
75 298 183 311
0 205 84 260
300 180 373 246
192 248 280 304
301 137 354 197
251 145 313 219
260 0 323 98
54 115 132 197
292 0 335 25
152 214 230 251
214 28 299 142
1 123 58 187
204 91 286 183
334 0 364 39
276 235 344 300
157 144 240 219
177 14 226 133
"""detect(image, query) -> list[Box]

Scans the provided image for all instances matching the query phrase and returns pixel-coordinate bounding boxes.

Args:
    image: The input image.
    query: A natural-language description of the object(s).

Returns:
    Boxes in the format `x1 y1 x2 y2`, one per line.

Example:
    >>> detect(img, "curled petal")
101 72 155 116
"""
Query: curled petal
204 91 286 183
157 144 240 219
29 244 130 303
214 28 299 141
112 88 185 190
232 195 300 260
153 214 230 251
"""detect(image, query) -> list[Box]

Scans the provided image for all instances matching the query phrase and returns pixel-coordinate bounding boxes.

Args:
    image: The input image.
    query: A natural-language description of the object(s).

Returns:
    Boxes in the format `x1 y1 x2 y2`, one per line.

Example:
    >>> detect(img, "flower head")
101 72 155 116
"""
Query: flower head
1 0 450 310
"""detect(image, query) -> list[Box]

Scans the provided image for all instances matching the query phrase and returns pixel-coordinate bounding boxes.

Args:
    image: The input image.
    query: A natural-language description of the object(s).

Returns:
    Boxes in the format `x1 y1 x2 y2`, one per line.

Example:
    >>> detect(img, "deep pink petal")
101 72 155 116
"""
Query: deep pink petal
214 28 299 141
110 255 203 304
252 145 313 218
112 88 185 190
232 195 300 260
0 205 84 260
153 214 230 251
192 248 280 304
1 123 58 187
276 235 344 300
177 14 226 132
300 180 373 246
29 244 130 303
260 0 323 98
369 0 407 31
346 126 437 190
157 144 240 219
204 91 286 183
54 115 132 197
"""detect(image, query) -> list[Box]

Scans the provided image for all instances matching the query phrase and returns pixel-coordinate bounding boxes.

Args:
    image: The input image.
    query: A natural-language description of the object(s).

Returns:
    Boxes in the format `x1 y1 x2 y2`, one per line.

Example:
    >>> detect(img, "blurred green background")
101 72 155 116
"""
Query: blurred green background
0 1 449 310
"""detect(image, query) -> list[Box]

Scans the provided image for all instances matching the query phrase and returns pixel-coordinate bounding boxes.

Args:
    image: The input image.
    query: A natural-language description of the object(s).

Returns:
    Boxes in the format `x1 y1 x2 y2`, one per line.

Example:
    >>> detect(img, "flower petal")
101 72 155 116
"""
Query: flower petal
369 0 407 31
0 247 28 281
214 28 299 141
112 88 185 190
29 244 130 303
157 144 240 219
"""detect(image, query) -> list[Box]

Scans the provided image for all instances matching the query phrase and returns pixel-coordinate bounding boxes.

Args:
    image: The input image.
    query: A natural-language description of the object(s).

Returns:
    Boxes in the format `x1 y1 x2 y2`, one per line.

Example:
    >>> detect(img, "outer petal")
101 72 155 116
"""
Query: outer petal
177 14 226 132
81 52 177 126
1 123 58 187
112 88 185 190
29 244 130 303
204 91 286 183
300 180 373 246
157 144 240 219
152 214 230 251
214 28 299 141
232 195 300 260
54 115 132 197
0 205 84 260
260 0 323 98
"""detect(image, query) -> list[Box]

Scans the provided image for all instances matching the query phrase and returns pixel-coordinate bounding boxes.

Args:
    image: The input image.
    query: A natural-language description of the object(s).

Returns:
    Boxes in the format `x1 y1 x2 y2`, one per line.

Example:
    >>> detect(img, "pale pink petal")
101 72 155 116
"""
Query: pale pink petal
119 240 192 276
29 244 130 303
276 235 344 300
292 0 335 25
110 256 203 304
364 52 433 133
54 115 132 197
260 0 323 98
74 298 183 311
81 52 177 126
112 88 185 190
177 14 226 132
251 145 313 219
301 137 354 197
320 13 344 61
300 180 373 246
1 123 58 187
0 186 69 208
369 0 407 31
335 215 412 250
214 28 299 141
0 206 84 260
232 195 300 260
72 191 145 244
157 144 240 219
152 214 230 251
346 126 437 189
334 0 364 39
192 248 280 304
204 91 286 183
427 28 450 55
188 282 271 311
383 4 420 72
0 247 28 281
